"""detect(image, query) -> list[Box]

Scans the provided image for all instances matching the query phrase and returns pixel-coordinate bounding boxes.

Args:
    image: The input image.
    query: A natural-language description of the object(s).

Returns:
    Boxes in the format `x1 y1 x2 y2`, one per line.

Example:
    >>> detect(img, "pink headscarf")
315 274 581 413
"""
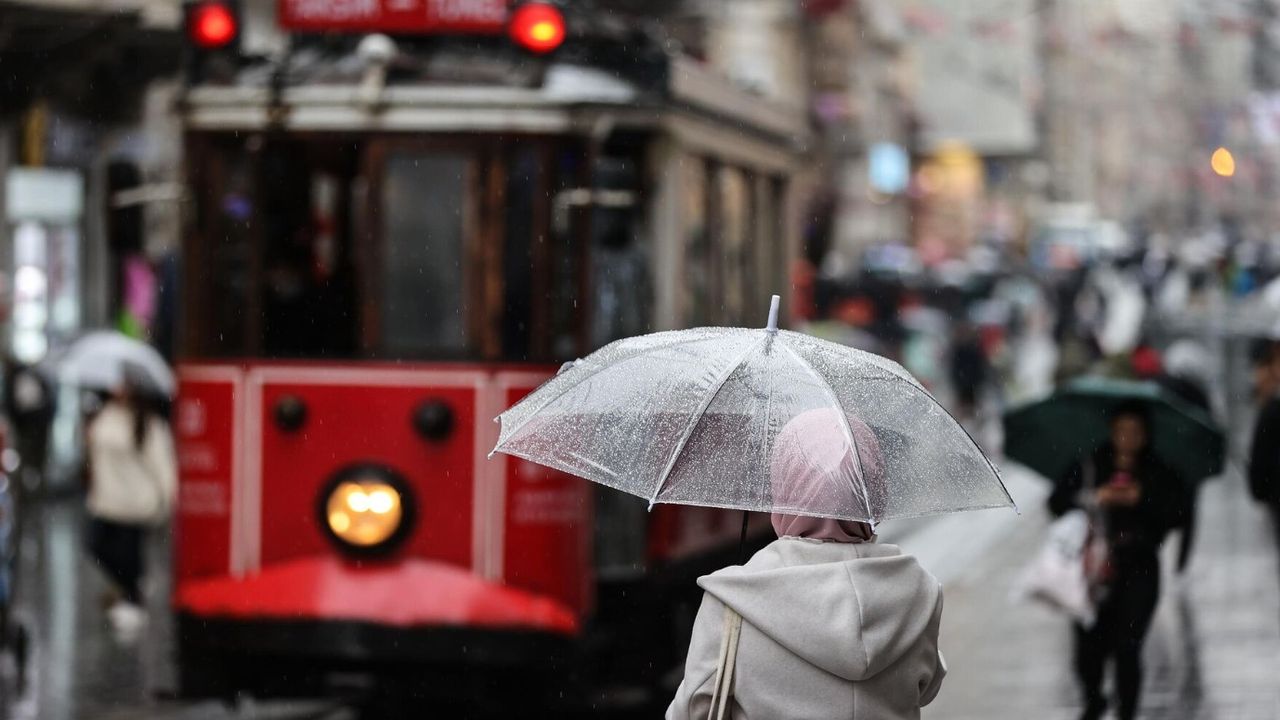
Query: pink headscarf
768 408 884 543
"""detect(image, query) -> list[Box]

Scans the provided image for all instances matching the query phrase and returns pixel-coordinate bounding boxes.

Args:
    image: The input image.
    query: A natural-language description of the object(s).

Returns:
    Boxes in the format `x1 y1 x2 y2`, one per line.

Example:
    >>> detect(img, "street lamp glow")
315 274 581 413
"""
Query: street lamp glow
1211 147 1236 177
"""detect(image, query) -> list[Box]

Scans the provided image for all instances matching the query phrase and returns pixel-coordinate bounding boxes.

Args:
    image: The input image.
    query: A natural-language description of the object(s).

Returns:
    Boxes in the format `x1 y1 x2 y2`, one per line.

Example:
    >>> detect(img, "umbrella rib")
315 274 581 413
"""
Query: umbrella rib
494 330 739 447
648 334 768 508
778 343 875 522
753 344 778 510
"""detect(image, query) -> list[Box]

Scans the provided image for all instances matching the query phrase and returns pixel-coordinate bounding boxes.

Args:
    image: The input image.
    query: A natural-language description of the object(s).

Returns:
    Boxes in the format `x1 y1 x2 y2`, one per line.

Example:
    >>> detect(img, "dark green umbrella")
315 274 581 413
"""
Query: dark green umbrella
1002 376 1226 484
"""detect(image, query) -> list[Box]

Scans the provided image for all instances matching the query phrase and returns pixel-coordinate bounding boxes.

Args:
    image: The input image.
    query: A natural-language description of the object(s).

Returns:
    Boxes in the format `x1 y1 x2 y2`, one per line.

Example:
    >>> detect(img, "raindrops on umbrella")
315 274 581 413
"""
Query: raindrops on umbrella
492 296 1014 524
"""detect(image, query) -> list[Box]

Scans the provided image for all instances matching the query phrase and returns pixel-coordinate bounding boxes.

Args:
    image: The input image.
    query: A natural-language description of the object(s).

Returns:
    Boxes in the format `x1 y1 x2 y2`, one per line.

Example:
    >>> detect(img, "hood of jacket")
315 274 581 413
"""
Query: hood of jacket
697 538 940 683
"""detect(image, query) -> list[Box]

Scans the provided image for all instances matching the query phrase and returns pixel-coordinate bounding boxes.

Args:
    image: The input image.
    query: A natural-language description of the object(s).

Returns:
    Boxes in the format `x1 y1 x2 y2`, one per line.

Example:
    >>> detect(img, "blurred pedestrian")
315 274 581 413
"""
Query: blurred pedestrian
949 321 988 422
666 410 946 720
1129 343 1163 380
84 373 176 639
2 355 54 493
1251 339 1279 406
1155 340 1215 572
1249 341 1280 544
1049 402 1188 720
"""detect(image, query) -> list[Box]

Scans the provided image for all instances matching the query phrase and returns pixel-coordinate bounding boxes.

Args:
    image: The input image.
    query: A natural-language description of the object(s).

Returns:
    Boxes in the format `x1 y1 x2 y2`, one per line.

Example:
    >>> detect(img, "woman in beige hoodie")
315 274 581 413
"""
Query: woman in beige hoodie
85 377 177 636
667 409 946 720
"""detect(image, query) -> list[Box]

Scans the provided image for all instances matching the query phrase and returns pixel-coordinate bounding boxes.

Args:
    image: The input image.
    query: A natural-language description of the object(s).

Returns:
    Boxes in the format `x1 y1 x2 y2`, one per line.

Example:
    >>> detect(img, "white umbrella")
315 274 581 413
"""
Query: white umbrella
58 331 174 396
491 296 1014 524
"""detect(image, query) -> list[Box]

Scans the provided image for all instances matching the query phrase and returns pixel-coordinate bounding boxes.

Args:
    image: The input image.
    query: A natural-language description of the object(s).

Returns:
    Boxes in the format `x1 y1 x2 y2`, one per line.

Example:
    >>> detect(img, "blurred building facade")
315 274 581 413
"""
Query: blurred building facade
1039 0 1270 241
1 0 179 491
793 0 916 278
2 0 1277 359
0 0 181 366
904 0 1039 261
801 0 1279 278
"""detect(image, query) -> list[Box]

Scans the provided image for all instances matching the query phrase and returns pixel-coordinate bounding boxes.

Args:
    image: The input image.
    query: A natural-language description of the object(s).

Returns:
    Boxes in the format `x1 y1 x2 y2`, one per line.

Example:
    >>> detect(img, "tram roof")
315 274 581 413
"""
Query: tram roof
182 53 808 157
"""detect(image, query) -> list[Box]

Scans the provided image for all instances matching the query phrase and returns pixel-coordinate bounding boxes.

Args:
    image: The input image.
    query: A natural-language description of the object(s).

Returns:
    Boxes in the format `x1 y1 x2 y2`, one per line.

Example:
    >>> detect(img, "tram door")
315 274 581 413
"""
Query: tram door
185 135 363 359
256 140 361 359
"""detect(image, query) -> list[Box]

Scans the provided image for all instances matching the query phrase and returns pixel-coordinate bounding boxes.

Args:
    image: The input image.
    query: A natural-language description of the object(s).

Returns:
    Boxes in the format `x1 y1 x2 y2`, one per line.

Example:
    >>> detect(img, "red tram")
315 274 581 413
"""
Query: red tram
172 0 809 708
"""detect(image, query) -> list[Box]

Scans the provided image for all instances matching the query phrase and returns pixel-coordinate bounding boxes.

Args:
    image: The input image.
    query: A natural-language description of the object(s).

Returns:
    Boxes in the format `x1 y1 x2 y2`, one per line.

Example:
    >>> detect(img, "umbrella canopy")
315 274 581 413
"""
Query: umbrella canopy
1002 376 1225 484
491 298 1013 524
57 331 174 397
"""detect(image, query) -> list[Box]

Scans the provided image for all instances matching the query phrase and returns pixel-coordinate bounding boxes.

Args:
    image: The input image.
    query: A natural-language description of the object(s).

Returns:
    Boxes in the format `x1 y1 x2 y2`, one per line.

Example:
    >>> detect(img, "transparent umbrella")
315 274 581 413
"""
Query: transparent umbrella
492 296 1014 524
57 331 174 397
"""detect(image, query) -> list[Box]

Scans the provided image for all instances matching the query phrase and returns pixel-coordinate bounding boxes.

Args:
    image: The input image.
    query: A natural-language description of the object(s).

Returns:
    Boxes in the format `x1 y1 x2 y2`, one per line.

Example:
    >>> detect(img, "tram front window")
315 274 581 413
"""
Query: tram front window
260 143 358 358
190 135 592 362
380 154 470 357
189 136 359 359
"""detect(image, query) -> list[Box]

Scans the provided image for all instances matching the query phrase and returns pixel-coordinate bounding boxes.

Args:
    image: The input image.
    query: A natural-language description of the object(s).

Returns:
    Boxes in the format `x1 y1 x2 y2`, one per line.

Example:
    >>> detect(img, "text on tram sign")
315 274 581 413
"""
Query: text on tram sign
280 0 508 33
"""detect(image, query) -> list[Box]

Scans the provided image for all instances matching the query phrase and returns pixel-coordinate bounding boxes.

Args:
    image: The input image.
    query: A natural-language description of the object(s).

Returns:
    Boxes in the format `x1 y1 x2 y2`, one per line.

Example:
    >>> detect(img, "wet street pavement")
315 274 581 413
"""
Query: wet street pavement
1 465 1278 719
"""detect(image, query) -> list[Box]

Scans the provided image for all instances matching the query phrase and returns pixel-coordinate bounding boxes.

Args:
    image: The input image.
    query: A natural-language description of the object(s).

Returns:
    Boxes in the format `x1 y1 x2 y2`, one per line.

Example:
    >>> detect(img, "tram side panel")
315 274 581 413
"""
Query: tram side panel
496 373 594 618
174 368 242 581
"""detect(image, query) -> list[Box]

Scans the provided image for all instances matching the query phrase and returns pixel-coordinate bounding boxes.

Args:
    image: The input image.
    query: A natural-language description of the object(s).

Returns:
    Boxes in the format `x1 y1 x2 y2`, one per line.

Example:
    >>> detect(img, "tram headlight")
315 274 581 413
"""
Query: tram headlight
318 465 414 554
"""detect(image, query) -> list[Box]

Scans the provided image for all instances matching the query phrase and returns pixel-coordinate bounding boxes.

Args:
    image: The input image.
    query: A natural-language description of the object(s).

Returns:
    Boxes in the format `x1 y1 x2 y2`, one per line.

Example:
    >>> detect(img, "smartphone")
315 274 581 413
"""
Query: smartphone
1109 471 1133 487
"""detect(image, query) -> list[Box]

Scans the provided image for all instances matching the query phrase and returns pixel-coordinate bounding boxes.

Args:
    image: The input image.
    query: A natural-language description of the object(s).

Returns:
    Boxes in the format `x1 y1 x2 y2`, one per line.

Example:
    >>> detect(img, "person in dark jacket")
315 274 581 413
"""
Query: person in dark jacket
1049 402 1189 720
948 322 988 420
1249 341 1280 542
2 357 54 491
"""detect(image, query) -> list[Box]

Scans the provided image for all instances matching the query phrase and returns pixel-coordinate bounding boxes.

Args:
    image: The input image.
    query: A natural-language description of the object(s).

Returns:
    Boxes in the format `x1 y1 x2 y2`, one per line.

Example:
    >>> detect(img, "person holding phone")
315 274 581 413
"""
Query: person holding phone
1048 402 1189 720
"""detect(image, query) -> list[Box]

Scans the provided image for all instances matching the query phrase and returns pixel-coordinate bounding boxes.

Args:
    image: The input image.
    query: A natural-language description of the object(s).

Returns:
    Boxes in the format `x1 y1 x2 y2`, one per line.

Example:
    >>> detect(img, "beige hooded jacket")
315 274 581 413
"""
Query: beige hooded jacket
86 401 177 525
666 538 946 720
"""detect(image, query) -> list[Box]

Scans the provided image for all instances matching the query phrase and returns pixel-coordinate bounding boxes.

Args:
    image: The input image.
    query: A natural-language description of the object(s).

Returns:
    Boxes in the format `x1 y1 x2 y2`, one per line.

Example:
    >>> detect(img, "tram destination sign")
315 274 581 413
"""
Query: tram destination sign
280 0 509 34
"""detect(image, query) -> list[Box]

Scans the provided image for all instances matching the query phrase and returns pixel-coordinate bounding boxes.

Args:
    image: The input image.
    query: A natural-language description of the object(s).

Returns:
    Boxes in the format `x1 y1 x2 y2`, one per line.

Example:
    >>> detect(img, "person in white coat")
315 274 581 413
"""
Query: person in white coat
666 409 946 720
85 375 177 637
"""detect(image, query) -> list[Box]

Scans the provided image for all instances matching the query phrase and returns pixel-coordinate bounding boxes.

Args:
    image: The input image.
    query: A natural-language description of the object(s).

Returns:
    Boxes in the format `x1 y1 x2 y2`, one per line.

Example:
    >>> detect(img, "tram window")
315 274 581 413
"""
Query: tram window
718 167 751 325
548 148 584 359
205 150 254 356
768 176 790 302
259 144 358 358
503 146 539 361
594 491 647 578
681 158 712 327
752 174 782 301
380 154 470 357
589 157 650 348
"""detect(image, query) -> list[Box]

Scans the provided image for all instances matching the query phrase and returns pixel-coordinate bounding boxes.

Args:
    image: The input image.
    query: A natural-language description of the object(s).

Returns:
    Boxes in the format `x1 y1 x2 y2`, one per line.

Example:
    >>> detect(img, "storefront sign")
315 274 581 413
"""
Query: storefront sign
279 0 508 34
868 142 910 195
5 169 83 222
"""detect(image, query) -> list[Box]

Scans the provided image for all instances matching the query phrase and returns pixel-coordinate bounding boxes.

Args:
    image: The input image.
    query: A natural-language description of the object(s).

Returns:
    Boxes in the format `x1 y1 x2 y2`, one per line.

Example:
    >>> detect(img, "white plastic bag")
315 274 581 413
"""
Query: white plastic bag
1012 510 1096 625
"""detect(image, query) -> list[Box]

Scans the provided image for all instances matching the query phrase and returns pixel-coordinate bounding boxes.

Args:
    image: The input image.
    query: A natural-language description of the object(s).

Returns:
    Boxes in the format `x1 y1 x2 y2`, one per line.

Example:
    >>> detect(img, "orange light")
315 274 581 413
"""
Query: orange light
509 3 565 54
190 2 237 49
1211 147 1236 177
325 480 404 547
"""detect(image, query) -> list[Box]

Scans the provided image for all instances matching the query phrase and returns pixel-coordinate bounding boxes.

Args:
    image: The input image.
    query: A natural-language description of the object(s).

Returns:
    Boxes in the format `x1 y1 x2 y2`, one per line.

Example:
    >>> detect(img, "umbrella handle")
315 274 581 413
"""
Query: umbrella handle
766 295 780 333
738 510 749 564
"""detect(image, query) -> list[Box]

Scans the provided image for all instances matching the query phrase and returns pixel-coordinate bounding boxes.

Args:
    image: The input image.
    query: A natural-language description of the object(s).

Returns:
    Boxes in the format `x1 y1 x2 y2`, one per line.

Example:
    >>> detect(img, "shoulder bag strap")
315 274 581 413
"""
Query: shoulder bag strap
706 606 743 720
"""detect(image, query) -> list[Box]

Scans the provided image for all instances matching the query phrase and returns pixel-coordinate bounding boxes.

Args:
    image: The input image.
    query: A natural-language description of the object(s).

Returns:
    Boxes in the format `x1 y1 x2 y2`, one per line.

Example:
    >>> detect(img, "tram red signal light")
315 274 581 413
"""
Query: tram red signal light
509 3 566 54
189 1 238 49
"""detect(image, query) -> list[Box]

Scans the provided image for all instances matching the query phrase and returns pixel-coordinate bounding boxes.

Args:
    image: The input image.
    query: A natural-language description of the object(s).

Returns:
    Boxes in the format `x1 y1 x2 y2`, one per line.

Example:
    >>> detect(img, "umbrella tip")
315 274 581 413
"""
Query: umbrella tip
766 294 781 333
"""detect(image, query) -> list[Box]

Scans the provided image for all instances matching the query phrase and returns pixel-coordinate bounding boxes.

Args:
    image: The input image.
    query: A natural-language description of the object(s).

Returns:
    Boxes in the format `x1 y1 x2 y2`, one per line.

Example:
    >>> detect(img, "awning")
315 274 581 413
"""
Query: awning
0 0 180 121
